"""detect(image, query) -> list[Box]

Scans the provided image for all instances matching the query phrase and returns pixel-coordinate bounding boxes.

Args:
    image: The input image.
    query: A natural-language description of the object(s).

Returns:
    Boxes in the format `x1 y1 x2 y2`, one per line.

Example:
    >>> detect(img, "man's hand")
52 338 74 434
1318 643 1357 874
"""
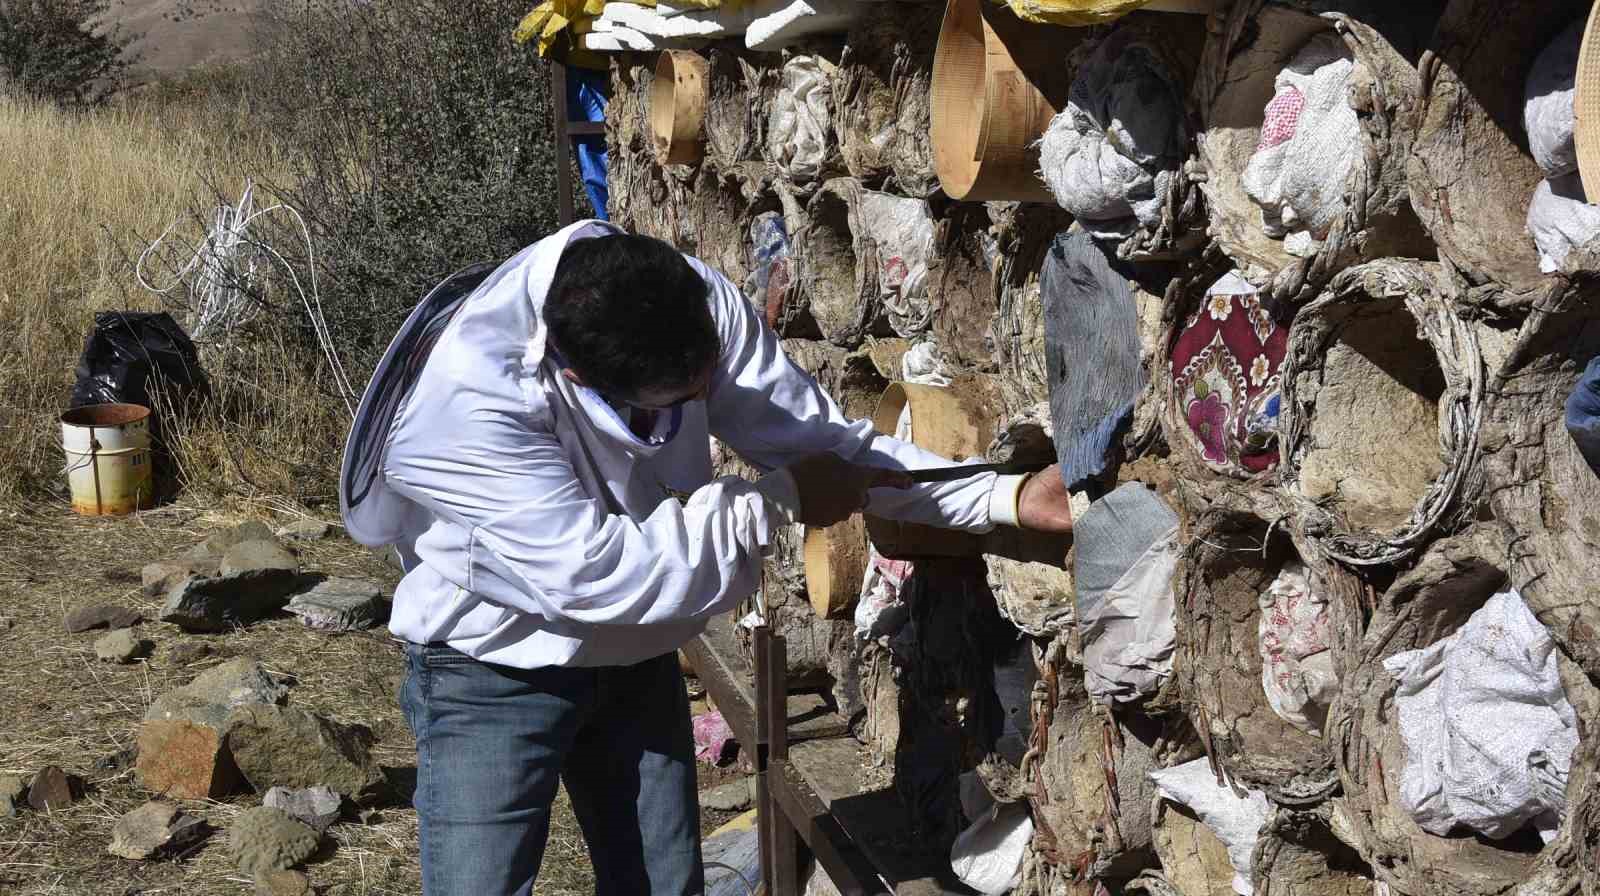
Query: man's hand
788 454 913 527
1017 464 1074 534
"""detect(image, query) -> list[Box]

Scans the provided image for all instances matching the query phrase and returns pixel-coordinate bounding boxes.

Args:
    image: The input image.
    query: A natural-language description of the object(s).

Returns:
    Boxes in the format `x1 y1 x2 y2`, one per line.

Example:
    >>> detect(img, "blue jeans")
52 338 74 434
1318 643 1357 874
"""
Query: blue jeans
399 644 703 896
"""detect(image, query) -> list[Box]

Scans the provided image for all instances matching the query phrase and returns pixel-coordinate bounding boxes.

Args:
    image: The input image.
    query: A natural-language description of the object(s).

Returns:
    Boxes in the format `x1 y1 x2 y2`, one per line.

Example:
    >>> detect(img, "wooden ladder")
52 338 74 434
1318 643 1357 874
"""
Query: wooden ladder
551 61 608 227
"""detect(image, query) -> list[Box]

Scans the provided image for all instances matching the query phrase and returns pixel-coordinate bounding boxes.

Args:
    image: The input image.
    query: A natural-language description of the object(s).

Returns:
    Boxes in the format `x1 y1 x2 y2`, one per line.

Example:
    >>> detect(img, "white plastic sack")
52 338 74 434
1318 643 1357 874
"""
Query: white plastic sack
582 26 705 51
1241 33 1359 253
1076 484 1179 703
1081 529 1178 702
1039 31 1186 237
1257 561 1337 737
599 2 728 38
1527 174 1600 273
1525 19 1583 179
951 771 1032 895
746 0 862 52
1383 589 1580 842
1149 760 1272 896
767 56 836 189
857 191 935 336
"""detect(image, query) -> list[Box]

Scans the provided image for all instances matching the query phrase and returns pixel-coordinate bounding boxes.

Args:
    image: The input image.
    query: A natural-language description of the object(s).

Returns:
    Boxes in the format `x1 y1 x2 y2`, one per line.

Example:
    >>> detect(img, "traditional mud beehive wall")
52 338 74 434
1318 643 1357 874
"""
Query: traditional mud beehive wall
603 0 1600 892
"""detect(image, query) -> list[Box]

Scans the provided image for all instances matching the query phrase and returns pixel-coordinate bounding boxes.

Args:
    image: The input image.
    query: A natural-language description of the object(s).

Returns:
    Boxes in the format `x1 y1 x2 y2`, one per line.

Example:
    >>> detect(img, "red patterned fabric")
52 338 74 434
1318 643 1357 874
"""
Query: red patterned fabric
1168 274 1287 478
1256 85 1305 152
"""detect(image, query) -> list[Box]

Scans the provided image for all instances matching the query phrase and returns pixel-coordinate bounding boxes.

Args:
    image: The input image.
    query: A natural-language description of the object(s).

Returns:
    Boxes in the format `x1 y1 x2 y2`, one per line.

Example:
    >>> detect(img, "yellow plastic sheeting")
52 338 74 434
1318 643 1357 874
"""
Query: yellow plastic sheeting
515 0 607 68
997 0 1174 27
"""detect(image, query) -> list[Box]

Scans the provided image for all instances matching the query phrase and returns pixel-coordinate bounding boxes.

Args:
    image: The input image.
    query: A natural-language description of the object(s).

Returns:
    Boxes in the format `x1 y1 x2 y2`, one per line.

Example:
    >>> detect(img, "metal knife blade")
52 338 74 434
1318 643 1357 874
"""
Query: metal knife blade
902 461 1053 483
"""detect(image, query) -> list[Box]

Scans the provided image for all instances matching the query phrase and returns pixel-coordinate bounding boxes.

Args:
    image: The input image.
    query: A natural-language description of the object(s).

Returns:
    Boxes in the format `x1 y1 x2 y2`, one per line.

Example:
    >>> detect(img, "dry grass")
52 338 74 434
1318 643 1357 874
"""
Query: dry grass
0 86 349 507
0 500 602 894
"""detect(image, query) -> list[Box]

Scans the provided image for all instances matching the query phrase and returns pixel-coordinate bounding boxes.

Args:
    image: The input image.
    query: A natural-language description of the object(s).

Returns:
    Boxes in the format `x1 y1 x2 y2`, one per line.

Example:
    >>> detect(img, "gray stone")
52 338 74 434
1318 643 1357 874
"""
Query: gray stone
286 578 388 632
276 520 332 541
225 704 381 798
159 567 304 633
144 658 290 729
0 775 24 817
143 560 197 597
65 604 142 633
95 628 148 663
136 658 290 800
203 521 277 558
229 807 319 876
27 766 74 811
255 869 312 896
263 786 342 834
699 777 756 812
164 641 218 667
108 800 208 860
220 540 299 578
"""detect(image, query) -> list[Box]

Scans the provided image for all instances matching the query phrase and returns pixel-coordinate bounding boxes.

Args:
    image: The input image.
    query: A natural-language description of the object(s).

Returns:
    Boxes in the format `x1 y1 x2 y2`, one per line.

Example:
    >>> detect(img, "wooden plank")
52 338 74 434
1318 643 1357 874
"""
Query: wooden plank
684 617 758 747
758 631 803 896
684 618 851 747
683 618 963 895
551 62 575 226
788 739 978 896
771 760 891 896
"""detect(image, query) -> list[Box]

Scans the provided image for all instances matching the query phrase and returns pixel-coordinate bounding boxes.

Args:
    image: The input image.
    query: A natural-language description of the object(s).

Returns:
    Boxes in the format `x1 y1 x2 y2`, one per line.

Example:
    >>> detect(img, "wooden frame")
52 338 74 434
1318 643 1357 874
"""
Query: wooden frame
551 61 609 226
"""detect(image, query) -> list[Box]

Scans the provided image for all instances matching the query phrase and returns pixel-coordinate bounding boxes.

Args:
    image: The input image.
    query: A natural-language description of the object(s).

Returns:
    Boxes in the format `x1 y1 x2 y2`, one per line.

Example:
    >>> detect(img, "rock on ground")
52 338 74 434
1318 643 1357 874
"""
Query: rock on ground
64 604 142 633
201 521 276 559
0 775 24 817
95 628 148 663
226 704 381 797
264 786 342 834
27 767 74 811
159 566 304 633
286 578 388 631
700 777 756 812
136 658 291 800
143 559 211 597
255 869 313 896
163 641 218 667
108 801 208 860
276 520 332 541
229 806 319 877
220 540 299 578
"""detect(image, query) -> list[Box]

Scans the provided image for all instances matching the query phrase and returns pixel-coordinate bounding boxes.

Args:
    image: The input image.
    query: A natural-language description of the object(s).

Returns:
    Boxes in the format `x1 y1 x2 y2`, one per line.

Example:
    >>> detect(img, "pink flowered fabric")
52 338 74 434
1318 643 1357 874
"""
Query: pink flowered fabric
1257 561 1336 736
1168 273 1287 478
693 711 737 765
1256 85 1305 151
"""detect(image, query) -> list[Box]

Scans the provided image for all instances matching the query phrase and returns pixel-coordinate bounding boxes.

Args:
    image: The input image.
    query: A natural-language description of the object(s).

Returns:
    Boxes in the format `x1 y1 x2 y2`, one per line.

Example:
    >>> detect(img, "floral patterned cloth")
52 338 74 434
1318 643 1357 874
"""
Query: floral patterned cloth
1169 272 1287 477
1257 561 1336 736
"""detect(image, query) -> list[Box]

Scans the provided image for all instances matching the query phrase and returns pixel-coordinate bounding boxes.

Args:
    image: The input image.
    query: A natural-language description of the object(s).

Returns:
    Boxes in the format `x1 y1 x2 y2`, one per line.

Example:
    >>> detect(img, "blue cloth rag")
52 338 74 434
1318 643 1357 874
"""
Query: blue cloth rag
566 66 610 220
1565 355 1600 473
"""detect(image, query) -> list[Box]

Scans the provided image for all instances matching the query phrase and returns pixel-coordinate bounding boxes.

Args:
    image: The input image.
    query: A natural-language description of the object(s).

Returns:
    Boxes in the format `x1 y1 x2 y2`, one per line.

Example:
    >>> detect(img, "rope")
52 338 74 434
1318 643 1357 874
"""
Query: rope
704 860 760 896
136 180 359 420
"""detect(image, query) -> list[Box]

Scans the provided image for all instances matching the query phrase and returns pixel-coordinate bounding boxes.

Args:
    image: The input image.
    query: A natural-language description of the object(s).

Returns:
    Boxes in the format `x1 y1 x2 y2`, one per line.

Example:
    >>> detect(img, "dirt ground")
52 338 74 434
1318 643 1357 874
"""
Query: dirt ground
0 497 742 895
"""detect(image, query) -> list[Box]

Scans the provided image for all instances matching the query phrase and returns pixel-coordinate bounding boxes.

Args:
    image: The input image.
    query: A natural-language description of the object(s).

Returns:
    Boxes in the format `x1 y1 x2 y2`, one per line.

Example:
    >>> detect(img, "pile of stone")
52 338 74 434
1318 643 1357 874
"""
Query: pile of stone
115 653 385 892
144 520 388 633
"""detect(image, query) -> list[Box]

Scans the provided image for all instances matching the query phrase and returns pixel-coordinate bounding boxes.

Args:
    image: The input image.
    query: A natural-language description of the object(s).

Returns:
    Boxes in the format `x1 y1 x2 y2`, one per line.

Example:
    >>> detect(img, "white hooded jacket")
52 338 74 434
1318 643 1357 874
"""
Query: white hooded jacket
340 221 1022 669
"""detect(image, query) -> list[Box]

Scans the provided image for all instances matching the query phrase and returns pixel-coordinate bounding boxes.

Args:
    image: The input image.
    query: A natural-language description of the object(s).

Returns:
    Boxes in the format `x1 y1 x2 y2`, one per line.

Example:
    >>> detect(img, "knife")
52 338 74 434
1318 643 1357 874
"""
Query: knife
901 460 1054 483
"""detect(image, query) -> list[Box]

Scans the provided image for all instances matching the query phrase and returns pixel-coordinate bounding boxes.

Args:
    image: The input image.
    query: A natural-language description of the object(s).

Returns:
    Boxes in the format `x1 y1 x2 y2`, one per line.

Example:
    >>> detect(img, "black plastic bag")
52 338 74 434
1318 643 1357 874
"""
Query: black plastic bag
69 312 207 413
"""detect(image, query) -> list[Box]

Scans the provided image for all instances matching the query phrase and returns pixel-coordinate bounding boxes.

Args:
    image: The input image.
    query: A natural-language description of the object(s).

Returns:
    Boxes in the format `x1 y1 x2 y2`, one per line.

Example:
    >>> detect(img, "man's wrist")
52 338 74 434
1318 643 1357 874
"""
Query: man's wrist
988 473 1031 528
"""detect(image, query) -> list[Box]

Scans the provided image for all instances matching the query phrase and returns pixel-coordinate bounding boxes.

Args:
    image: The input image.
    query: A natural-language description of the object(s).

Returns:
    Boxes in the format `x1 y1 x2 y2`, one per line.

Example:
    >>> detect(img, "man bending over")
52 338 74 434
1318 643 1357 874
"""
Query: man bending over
340 221 1075 896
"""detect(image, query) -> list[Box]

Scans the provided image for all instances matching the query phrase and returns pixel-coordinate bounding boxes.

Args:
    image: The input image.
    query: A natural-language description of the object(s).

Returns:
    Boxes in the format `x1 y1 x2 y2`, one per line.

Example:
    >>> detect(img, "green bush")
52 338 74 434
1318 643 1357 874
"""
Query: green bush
0 0 128 104
249 0 563 375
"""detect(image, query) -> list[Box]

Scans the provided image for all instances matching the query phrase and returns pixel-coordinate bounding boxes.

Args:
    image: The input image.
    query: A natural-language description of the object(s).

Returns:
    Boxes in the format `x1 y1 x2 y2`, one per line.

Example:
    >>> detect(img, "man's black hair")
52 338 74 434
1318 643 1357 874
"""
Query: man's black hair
543 234 720 400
